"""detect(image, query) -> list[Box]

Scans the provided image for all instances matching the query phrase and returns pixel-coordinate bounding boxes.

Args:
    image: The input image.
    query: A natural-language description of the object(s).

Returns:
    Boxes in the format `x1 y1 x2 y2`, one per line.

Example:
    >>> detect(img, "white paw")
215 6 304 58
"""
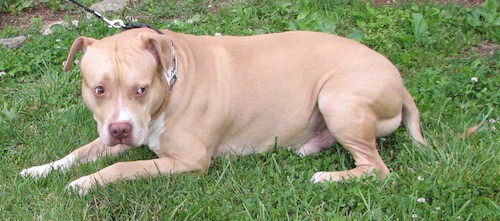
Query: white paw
20 164 53 178
311 171 341 183
20 155 77 179
67 175 94 195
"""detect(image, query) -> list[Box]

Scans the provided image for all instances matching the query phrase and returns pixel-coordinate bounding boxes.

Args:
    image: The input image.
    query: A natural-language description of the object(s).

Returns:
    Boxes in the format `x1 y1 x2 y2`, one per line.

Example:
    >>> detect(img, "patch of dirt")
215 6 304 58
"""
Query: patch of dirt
460 42 499 57
473 43 498 56
0 7 78 31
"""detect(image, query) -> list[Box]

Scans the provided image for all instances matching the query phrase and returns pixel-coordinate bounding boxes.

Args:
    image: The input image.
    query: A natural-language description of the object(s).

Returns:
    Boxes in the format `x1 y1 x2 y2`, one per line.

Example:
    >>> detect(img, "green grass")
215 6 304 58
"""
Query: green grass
1 0 499 220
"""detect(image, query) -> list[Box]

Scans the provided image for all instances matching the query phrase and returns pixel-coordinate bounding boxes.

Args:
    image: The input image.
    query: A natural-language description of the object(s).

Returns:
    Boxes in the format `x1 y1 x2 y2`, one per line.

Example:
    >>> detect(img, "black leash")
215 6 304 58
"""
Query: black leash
124 22 163 34
68 0 163 34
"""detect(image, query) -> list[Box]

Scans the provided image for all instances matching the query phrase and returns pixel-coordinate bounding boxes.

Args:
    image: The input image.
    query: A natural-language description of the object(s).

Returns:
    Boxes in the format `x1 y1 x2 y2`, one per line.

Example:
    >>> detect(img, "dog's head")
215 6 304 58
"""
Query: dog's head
64 28 174 147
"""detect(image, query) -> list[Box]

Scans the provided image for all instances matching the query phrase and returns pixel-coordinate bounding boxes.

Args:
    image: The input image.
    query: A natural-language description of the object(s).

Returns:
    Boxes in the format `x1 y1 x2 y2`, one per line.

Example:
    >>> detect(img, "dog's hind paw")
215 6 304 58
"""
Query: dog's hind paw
311 171 346 183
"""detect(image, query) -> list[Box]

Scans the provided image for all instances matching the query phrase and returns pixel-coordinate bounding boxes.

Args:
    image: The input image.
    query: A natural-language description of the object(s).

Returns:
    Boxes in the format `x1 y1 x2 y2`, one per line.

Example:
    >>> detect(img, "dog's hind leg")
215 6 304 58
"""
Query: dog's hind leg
311 92 392 183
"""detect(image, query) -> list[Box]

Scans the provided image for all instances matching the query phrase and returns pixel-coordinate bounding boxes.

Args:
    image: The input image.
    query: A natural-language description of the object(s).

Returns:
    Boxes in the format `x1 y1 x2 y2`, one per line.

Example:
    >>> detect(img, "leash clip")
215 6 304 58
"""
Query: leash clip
69 0 162 32
93 11 125 28
104 18 126 28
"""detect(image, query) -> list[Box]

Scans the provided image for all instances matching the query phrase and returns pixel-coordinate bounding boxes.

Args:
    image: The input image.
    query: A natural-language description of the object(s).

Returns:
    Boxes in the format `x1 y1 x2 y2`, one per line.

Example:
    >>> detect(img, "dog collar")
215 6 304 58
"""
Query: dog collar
164 41 178 90
165 56 177 89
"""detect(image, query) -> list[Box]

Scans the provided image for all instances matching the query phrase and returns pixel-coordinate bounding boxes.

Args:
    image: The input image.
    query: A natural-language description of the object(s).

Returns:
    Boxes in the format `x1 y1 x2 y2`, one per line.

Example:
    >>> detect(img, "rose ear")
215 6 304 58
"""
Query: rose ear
140 32 173 73
64 36 97 71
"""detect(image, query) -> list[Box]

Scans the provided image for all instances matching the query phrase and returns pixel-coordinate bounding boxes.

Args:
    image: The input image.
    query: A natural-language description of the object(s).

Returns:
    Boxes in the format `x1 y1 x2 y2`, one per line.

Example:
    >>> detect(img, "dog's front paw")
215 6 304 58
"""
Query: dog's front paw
20 155 77 179
20 164 53 178
67 175 96 195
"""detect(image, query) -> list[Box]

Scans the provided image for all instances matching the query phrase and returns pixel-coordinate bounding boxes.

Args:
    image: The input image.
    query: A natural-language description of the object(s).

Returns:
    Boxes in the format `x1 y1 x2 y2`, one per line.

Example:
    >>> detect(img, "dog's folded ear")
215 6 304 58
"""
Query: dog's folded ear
140 32 174 74
64 37 97 71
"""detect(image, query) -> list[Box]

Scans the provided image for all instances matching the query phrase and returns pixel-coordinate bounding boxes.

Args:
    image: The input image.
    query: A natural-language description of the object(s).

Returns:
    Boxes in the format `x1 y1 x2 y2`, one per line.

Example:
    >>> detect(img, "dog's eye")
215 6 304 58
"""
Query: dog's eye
94 86 105 95
136 87 147 95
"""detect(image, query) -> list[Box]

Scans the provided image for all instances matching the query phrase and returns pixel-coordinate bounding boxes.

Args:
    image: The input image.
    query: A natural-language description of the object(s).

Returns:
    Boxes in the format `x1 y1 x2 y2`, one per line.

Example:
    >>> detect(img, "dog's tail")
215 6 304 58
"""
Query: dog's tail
401 87 427 145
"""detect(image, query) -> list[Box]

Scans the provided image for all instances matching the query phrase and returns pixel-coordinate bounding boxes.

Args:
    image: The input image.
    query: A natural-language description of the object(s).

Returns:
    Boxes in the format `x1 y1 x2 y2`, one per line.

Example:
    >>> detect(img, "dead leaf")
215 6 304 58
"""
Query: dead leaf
459 124 484 138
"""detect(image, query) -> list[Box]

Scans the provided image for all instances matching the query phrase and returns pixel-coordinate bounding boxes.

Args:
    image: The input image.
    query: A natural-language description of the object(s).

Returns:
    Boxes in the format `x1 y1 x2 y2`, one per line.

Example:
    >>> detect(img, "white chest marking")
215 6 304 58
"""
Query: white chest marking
148 114 165 154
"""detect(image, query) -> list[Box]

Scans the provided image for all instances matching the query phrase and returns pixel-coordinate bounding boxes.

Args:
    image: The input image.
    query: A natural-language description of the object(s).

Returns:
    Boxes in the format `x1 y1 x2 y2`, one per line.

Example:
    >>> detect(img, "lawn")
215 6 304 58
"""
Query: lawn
0 0 498 220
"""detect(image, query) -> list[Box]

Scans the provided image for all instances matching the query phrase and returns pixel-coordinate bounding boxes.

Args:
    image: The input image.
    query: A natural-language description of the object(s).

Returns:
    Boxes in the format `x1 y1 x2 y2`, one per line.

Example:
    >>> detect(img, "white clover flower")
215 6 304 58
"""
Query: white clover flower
412 214 418 219
435 207 441 211
0 71 6 77
471 77 478 82
417 198 426 203
488 119 496 124
56 39 61 42
418 176 424 181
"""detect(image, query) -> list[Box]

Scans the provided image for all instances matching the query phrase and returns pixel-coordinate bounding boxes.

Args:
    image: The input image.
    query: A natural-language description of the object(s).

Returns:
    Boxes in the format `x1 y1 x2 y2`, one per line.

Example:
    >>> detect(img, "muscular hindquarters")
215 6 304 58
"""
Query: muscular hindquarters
209 33 404 156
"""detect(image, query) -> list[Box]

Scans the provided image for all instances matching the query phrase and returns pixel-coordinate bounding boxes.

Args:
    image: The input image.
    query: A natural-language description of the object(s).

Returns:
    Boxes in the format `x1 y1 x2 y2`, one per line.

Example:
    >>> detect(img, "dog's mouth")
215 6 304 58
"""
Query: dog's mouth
107 136 135 146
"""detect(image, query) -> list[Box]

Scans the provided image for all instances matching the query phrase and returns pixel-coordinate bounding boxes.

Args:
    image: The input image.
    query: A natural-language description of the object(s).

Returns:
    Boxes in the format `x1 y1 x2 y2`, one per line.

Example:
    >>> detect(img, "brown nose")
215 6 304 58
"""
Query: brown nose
109 123 132 140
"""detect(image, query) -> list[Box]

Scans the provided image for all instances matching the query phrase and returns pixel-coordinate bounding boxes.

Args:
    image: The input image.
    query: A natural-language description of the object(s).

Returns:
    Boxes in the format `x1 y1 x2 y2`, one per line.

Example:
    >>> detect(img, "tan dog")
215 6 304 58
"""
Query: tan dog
20 28 426 194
